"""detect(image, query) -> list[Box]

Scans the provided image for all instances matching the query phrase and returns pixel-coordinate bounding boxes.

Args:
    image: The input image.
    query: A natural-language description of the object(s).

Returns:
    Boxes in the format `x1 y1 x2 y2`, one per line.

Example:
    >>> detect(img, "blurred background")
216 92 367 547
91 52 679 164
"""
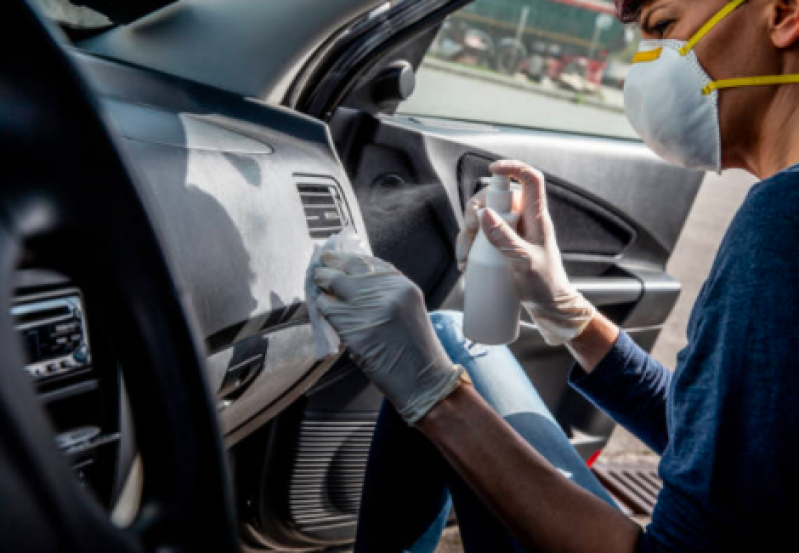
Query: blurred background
401 0 641 138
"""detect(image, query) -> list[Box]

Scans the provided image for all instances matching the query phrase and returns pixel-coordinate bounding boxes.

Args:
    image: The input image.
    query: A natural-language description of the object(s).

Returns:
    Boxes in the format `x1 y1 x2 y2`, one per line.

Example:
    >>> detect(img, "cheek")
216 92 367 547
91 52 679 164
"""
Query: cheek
694 10 774 81
697 24 777 152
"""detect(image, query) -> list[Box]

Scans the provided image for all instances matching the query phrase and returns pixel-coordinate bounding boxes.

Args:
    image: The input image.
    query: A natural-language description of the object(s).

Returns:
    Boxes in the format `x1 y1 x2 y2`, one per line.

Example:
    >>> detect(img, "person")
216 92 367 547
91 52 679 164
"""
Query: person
312 0 799 550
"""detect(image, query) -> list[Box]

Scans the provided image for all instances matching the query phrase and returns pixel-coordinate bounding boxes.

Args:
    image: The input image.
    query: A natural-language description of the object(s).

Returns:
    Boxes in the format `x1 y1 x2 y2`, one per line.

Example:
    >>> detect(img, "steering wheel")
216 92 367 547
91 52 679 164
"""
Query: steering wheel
0 2 240 551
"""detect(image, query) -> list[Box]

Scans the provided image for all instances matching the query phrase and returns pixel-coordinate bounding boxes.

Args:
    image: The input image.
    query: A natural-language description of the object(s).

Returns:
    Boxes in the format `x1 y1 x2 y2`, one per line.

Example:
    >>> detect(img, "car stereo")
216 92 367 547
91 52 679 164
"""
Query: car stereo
12 293 91 380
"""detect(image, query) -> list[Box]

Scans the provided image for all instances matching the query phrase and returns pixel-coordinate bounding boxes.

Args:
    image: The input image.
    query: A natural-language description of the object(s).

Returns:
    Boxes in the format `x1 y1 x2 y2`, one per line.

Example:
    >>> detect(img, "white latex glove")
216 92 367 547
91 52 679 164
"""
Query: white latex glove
455 160 595 346
314 251 464 424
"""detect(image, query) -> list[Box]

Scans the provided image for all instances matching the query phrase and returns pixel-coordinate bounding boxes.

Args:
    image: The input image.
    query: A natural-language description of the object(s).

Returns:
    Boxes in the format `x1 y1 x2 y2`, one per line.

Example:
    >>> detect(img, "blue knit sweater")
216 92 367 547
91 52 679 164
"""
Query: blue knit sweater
570 165 799 552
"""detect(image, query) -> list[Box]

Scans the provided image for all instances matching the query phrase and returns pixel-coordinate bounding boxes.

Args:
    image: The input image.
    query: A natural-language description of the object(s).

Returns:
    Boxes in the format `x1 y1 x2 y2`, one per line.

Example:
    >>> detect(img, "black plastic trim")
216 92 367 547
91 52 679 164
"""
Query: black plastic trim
298 0 473 118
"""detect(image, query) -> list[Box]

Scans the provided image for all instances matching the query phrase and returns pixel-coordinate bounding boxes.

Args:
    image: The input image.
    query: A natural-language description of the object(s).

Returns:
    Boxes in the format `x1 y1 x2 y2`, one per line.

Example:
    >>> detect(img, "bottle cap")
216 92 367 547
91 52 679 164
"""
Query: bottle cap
480 175 511 192
482 174 513 213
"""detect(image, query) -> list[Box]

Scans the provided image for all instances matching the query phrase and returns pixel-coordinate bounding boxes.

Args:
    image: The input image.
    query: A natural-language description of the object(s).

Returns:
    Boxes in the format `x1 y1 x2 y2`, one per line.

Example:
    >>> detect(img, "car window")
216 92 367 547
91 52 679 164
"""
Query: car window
399 0 641 140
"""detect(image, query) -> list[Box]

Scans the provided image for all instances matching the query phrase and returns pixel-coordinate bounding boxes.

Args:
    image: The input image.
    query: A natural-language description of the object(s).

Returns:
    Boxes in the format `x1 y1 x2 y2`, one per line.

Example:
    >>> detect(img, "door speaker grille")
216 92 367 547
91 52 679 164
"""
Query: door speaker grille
296 176 351 239
286 419 375 532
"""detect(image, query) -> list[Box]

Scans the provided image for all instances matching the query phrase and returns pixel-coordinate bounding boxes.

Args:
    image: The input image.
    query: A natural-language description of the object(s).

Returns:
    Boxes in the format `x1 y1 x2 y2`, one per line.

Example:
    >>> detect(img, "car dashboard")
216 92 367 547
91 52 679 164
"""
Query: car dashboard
12 49 369 509
11 279 122 510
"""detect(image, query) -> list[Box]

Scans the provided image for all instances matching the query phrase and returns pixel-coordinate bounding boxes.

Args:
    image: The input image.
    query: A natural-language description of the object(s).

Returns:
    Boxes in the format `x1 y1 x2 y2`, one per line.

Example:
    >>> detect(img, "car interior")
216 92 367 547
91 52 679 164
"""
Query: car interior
0 0 711 551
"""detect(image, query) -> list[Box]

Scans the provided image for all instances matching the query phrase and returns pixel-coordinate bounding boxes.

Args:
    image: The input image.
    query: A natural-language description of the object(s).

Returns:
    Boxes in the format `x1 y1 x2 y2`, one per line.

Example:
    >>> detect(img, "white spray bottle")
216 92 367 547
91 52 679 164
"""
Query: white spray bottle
462 174 521 345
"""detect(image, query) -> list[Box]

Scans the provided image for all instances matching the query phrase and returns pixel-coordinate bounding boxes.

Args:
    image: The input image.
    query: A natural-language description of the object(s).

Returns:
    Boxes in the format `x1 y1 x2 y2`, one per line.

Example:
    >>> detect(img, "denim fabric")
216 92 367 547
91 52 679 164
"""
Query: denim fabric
355 311 615 553
571 165 799 552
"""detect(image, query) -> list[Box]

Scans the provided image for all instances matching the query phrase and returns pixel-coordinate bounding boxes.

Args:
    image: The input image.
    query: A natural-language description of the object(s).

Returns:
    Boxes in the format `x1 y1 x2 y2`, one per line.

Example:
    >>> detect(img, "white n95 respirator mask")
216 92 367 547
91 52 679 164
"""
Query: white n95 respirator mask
623 0 799 172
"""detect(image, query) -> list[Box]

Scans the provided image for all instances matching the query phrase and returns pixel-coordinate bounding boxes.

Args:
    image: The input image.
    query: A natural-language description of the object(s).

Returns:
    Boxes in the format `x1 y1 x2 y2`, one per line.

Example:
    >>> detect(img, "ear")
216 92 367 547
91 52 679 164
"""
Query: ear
771 0 799 48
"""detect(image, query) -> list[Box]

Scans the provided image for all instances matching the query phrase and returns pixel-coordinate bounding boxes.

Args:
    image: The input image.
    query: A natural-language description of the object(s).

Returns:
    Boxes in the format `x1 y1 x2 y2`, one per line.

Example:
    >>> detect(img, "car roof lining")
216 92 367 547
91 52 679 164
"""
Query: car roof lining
78 0 387 104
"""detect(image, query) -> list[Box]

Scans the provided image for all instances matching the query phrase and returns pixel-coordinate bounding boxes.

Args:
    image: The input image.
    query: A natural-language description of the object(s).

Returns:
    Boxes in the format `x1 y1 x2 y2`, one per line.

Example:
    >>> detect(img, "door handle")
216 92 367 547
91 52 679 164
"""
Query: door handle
572 277 642 307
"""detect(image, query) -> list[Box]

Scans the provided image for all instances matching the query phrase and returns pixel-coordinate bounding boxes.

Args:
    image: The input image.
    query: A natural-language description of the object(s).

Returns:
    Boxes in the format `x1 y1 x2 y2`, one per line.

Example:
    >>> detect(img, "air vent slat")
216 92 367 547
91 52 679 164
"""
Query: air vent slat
309 224 344 233
296 177 351 239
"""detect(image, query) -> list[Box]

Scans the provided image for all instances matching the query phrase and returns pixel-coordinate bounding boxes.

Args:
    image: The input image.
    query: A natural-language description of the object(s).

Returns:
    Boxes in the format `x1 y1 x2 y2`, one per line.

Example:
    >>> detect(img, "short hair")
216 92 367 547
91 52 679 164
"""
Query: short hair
615 0 647 23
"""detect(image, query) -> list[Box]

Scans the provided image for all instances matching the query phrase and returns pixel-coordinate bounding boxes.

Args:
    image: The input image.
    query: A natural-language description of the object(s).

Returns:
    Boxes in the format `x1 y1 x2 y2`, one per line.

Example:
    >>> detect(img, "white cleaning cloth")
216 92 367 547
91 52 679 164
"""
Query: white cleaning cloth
305 225 371 359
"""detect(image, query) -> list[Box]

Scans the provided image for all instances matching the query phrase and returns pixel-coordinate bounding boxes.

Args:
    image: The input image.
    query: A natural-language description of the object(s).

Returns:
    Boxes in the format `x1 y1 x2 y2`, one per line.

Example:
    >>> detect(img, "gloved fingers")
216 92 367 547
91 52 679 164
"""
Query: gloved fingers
463 187 488 233
455 227 476 271
317 291 346 320
463 181 522 227
456 184 524 271
489 160 549 226
456 187 489 271
314 266 344 293
320 251 376 276
366 255 398 274
320 251 399 278
510 182 523 212
480 208 523 252
315 267 367 302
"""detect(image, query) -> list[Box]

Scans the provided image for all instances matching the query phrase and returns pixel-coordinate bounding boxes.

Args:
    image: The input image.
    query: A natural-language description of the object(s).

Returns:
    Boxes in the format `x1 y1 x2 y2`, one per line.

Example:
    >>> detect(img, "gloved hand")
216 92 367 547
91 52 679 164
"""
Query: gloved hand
455 160 595 346
314 251 464 424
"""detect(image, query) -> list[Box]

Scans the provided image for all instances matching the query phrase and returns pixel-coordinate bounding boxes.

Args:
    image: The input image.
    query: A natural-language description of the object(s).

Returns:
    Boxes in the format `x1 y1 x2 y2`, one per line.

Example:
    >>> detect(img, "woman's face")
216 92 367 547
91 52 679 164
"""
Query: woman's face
637 0 785 170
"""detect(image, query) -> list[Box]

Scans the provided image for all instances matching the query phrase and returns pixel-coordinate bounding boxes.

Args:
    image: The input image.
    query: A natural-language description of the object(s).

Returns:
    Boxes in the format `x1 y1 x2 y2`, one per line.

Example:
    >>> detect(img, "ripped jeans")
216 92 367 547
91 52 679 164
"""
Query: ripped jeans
354 311 616 553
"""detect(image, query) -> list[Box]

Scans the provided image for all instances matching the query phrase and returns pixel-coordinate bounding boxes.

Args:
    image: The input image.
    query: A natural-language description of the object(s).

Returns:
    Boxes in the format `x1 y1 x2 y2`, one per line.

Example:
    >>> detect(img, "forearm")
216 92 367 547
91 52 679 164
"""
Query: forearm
568 327 672 454
418 384 641 553
566 311 620 373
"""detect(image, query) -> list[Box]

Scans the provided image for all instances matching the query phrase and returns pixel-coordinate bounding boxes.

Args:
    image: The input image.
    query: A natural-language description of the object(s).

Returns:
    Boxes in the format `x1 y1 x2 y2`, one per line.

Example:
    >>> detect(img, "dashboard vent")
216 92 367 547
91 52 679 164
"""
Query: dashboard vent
296 176 351 239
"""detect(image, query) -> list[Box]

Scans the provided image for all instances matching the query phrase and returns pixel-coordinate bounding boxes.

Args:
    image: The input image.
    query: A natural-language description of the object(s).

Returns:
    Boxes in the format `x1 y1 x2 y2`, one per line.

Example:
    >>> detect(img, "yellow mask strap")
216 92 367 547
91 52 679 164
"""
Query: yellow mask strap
679 0 747 56
703 74 799 95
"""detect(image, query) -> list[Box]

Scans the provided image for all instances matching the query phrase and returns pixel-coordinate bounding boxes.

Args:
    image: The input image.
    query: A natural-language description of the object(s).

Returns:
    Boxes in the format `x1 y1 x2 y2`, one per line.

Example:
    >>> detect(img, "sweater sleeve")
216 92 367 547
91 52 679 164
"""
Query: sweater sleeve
568 331 671 455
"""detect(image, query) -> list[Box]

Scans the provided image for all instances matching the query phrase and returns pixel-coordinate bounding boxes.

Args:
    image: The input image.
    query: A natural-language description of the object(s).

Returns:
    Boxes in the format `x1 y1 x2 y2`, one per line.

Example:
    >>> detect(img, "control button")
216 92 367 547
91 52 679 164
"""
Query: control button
74 347 88 363
46 363 59 373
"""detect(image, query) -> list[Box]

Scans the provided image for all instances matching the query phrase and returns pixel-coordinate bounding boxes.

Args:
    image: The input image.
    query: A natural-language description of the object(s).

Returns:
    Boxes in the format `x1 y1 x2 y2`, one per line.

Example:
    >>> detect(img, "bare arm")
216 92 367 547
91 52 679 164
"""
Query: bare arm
417 382 641 553
566 311 620 373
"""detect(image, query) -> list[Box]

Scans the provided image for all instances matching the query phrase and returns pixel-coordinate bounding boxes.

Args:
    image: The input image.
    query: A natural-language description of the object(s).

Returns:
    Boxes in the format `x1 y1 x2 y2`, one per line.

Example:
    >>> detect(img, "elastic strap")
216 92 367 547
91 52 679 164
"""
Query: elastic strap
703 74 799 95
679 0 747 56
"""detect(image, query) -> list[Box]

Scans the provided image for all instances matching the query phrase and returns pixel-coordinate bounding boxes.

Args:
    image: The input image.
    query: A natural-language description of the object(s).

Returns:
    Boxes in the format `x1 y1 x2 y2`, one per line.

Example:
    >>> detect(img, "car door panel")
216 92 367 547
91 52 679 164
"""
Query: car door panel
371 113 700 438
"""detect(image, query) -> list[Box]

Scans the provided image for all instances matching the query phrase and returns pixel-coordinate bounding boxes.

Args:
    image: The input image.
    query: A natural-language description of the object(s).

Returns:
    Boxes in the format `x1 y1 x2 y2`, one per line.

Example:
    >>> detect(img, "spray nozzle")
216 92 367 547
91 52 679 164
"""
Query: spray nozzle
480 174 513 214
490 174 511 191
480 174 511 192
